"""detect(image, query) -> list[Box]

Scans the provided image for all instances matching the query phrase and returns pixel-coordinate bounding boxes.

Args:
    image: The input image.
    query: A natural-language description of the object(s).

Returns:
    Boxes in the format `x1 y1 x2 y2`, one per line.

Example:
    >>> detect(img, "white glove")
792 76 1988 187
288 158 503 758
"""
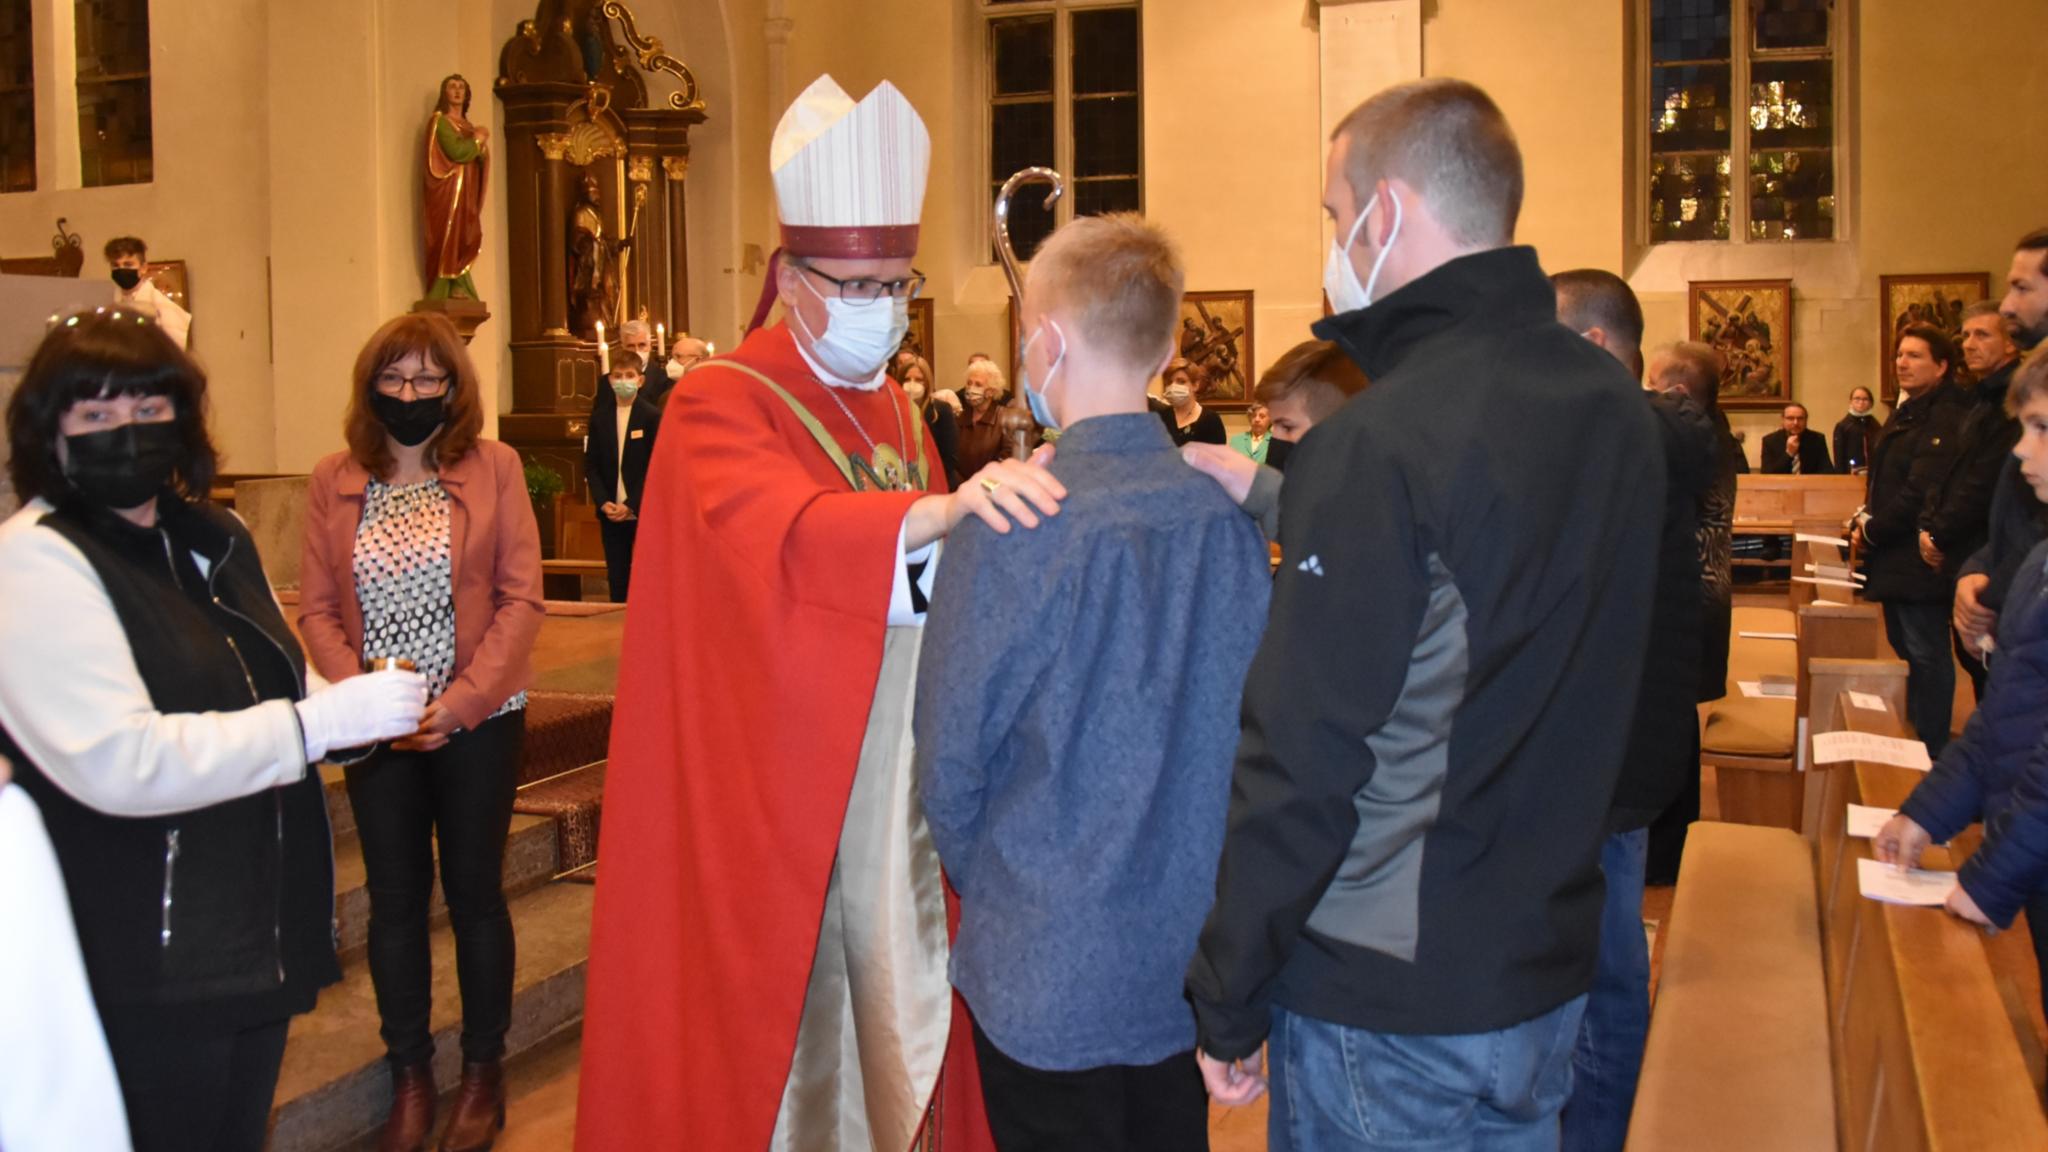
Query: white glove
294 670 428 761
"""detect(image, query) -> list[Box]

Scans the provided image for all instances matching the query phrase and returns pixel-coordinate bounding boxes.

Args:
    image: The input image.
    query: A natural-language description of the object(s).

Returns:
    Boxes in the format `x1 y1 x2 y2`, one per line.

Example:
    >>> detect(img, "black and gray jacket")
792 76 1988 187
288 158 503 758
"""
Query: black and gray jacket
1188 247 1664 1056
0 495 339 1020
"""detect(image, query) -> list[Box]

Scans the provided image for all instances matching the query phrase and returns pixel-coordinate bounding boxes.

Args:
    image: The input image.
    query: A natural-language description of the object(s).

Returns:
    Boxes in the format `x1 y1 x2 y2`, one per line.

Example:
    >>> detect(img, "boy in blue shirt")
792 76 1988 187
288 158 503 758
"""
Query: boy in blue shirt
914 214 1270 1150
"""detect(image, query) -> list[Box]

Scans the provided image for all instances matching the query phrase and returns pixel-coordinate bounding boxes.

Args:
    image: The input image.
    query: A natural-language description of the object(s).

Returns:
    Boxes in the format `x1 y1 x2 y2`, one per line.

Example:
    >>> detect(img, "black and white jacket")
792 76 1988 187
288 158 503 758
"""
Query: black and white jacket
0 495 340 1019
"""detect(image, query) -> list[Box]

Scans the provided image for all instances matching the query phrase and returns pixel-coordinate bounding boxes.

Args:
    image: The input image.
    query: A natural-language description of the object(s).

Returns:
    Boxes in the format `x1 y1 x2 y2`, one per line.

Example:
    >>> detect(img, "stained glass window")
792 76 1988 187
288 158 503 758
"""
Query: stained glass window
75 0 152 187
0 0 31 193
988 3 1142 260
1646 0 1837 244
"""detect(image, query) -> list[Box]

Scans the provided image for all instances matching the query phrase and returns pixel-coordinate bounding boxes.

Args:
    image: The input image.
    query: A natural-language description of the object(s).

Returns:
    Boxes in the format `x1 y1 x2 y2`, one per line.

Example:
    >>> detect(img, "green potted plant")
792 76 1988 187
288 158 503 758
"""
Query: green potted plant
524 462 566 559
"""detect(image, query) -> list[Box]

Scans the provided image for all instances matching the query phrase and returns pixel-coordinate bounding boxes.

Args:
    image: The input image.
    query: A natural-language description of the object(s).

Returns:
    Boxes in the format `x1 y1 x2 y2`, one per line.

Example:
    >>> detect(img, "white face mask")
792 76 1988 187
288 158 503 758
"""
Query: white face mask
1322 188 1404 315
1019 319 1067 430
903 380 926 403
1164 383 1192 406
964 384 987 406
665 358 688 381
791 273 910 388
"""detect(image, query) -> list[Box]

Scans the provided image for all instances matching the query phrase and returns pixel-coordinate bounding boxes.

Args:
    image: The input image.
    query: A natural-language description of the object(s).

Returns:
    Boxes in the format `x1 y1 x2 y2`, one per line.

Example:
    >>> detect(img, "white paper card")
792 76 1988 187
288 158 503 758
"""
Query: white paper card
1736 680 1796 699
1847 691 1887 712
1857 858 1957 906
1796 532 1851 546
1794 576 1863 590
1738 631 1798 641
1847 804 1895 838
1815 598 1851 607
1738 680 1765 698
1811 730 1932 771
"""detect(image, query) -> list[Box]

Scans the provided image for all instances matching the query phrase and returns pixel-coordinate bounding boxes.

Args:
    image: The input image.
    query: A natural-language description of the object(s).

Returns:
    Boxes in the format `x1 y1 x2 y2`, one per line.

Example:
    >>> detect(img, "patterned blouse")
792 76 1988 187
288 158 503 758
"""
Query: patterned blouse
353 478 525 721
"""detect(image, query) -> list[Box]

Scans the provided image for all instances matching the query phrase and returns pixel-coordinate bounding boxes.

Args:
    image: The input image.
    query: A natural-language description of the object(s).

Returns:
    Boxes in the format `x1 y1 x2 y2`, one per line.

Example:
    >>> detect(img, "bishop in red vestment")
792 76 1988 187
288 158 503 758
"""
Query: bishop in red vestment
576 76 1061 1152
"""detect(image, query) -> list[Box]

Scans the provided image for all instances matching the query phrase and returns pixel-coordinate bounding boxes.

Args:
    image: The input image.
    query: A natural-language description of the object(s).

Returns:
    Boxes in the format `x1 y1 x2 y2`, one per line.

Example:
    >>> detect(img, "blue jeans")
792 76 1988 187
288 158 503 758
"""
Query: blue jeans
1268 997 1587 1152
1882 600 1954 756
1560 830 1649 1152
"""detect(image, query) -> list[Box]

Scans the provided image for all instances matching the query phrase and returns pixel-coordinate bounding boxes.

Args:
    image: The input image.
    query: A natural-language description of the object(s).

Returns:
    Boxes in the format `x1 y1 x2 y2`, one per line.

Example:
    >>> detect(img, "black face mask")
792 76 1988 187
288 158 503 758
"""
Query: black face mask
369 392 446 447
111 267 142 291
65 420 183 510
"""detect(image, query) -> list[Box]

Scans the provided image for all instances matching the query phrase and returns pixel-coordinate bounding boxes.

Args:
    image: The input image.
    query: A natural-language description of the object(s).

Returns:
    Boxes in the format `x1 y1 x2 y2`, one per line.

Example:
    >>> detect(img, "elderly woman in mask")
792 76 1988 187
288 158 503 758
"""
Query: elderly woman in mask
956 356 1036 477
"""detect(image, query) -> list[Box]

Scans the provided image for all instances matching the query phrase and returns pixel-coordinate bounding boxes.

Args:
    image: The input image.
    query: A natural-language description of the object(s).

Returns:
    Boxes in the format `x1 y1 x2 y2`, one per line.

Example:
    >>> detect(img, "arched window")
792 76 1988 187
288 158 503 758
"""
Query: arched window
75 0 152 187
985 0 1142 259
1643 0 1841 244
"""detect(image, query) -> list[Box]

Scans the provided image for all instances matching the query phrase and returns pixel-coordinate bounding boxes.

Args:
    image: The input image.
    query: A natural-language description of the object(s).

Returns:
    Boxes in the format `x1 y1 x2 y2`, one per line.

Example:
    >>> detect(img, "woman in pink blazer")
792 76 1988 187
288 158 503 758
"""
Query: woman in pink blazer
299 313 542 1152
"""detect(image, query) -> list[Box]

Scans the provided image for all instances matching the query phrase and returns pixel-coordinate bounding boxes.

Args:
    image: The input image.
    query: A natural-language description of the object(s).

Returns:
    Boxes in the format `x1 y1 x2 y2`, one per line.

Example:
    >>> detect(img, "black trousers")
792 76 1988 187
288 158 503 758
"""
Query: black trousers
1954 624 1989 702
344 709 524 1068
100 1012 290 1152
971 1021 1209 1152
599 517 637 603
1644 720 1703 887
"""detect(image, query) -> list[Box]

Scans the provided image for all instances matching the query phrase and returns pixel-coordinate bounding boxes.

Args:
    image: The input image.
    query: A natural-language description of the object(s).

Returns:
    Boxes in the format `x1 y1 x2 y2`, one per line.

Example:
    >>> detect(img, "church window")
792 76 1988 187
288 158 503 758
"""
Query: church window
0 0 32 192
75 0 152 187
986 1 1142 260
1646 0 1838 244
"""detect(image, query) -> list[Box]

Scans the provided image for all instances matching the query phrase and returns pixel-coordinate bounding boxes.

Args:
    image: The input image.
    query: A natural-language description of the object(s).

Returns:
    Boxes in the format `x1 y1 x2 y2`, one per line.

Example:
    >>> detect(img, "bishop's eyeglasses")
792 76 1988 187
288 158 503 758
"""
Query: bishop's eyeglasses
800 265 927 304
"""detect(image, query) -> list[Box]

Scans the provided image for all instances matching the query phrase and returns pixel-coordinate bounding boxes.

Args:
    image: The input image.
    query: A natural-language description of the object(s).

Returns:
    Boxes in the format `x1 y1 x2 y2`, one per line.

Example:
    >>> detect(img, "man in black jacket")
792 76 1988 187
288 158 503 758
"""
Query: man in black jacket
1760 403 1832 474
1187 80 1663 1146
1859 324 1968 754
1924 303 2022 699
585 352 662 601
1553 269 1715 1152
1955 229 2048 672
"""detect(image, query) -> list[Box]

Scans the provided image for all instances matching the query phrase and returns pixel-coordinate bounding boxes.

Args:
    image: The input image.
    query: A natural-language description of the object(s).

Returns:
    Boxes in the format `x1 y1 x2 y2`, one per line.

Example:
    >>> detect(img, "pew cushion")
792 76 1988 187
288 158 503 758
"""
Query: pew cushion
1702 697 1797 758
1627 821 1835 1151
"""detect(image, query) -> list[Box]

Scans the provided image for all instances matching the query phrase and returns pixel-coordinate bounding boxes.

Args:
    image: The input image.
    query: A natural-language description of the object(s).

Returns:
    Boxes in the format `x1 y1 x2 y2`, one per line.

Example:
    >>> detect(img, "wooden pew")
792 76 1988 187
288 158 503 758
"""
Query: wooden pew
1634 677 2048 1150
1734 474 1868 531
1813 698 2048 1151
1707 603 1885 829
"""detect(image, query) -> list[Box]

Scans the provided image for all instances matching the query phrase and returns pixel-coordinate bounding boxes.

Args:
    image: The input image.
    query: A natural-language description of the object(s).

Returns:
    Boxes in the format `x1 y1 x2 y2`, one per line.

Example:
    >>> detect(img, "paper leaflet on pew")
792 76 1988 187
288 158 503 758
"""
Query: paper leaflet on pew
1846 804 1895 839
1804 563 1864 583
1810 730 1932 771
1793 576 1863 590
1856 857 1957 906
1795 532 1851 547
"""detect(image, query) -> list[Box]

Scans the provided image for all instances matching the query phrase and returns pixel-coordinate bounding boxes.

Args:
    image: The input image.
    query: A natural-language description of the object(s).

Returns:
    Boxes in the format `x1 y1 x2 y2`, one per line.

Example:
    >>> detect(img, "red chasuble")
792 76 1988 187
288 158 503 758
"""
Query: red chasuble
576 323 993 1152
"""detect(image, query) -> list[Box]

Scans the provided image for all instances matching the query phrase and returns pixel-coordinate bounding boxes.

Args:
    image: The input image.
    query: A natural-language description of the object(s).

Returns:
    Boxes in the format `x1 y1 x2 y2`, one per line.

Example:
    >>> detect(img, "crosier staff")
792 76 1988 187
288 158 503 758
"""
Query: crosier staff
992 167 1065 459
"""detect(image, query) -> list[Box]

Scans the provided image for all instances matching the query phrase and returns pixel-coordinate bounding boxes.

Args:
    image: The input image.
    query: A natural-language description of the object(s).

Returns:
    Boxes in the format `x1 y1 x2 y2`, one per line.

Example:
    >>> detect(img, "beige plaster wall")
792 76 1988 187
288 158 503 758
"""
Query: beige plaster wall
2 0 278 470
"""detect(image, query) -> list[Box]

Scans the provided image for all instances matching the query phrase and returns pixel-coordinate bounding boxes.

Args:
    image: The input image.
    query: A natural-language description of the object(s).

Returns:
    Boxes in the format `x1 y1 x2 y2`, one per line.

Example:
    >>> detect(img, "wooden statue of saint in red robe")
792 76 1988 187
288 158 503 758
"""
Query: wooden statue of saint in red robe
575 314 996 1151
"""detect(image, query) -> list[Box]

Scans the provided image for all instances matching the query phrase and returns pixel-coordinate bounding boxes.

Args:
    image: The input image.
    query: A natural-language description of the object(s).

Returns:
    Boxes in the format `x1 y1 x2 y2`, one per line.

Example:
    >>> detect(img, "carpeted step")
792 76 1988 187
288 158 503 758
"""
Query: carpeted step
513 763 605 875
329 814 559 964
268 881 594 1152
519 691 612 787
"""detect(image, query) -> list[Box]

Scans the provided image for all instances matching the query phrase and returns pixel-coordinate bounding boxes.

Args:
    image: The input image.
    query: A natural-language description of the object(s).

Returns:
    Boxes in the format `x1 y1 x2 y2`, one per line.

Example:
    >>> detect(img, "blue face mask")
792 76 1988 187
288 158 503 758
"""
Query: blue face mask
1019 318 1067 430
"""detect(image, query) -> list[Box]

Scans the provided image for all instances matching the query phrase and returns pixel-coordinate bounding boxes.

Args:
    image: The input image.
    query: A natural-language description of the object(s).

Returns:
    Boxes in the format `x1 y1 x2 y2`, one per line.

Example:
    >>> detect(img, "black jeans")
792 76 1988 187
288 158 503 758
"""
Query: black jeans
344 709 524 1067
100 1012 290 1152
599 517 637 602
1883 600 1955 756
971 1021 1209 1152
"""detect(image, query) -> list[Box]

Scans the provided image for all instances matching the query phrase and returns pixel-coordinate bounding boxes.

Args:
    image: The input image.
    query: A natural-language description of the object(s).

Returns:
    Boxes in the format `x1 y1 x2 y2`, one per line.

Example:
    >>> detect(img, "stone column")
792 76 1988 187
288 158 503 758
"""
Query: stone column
663 154 692 332
536 133 572 336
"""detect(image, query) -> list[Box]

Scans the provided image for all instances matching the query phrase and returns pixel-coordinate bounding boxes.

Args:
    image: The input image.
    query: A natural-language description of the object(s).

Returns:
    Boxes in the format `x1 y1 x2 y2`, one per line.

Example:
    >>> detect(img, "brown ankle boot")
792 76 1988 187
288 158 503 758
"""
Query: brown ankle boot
438 1060 506 1152
378 1062 436 1152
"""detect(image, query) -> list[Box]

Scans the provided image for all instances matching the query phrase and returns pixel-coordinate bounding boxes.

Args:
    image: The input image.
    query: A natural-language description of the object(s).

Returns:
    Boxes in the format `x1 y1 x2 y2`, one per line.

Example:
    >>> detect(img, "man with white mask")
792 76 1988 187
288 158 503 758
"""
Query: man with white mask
577 75 1053 1152
1188 79 1664 1149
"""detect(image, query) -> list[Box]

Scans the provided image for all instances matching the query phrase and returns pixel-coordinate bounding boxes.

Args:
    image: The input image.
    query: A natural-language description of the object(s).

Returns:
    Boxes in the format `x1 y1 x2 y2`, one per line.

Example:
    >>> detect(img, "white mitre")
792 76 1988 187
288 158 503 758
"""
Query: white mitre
770 75 931 260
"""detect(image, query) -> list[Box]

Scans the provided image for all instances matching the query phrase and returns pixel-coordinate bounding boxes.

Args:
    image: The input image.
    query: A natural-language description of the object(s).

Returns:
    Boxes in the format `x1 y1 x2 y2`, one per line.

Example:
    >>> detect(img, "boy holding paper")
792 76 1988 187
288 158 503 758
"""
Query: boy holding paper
1878 351 2048 1029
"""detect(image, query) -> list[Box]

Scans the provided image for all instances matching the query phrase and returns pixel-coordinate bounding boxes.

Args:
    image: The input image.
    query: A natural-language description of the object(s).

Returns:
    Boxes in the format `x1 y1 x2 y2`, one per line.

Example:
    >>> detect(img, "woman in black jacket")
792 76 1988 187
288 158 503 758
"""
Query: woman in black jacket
1860 324 1970 755
0 312 426 1152
1833 386 1880 474
899 355 962 489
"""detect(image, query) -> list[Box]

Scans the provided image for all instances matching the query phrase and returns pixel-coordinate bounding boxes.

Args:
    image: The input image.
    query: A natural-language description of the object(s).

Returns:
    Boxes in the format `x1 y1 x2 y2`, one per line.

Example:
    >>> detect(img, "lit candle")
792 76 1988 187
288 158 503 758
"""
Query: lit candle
655 322 666 357
596 320 609 374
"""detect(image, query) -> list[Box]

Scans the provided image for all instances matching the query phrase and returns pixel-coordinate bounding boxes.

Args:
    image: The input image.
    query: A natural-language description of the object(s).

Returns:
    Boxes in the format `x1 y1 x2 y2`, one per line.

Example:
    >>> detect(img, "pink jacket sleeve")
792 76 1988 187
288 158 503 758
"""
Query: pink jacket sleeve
439 443 545 730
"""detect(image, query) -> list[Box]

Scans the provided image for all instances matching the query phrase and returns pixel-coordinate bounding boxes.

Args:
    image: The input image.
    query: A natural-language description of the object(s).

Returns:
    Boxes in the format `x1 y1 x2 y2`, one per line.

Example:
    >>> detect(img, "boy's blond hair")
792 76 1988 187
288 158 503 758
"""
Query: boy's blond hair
1026 213 1184 373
